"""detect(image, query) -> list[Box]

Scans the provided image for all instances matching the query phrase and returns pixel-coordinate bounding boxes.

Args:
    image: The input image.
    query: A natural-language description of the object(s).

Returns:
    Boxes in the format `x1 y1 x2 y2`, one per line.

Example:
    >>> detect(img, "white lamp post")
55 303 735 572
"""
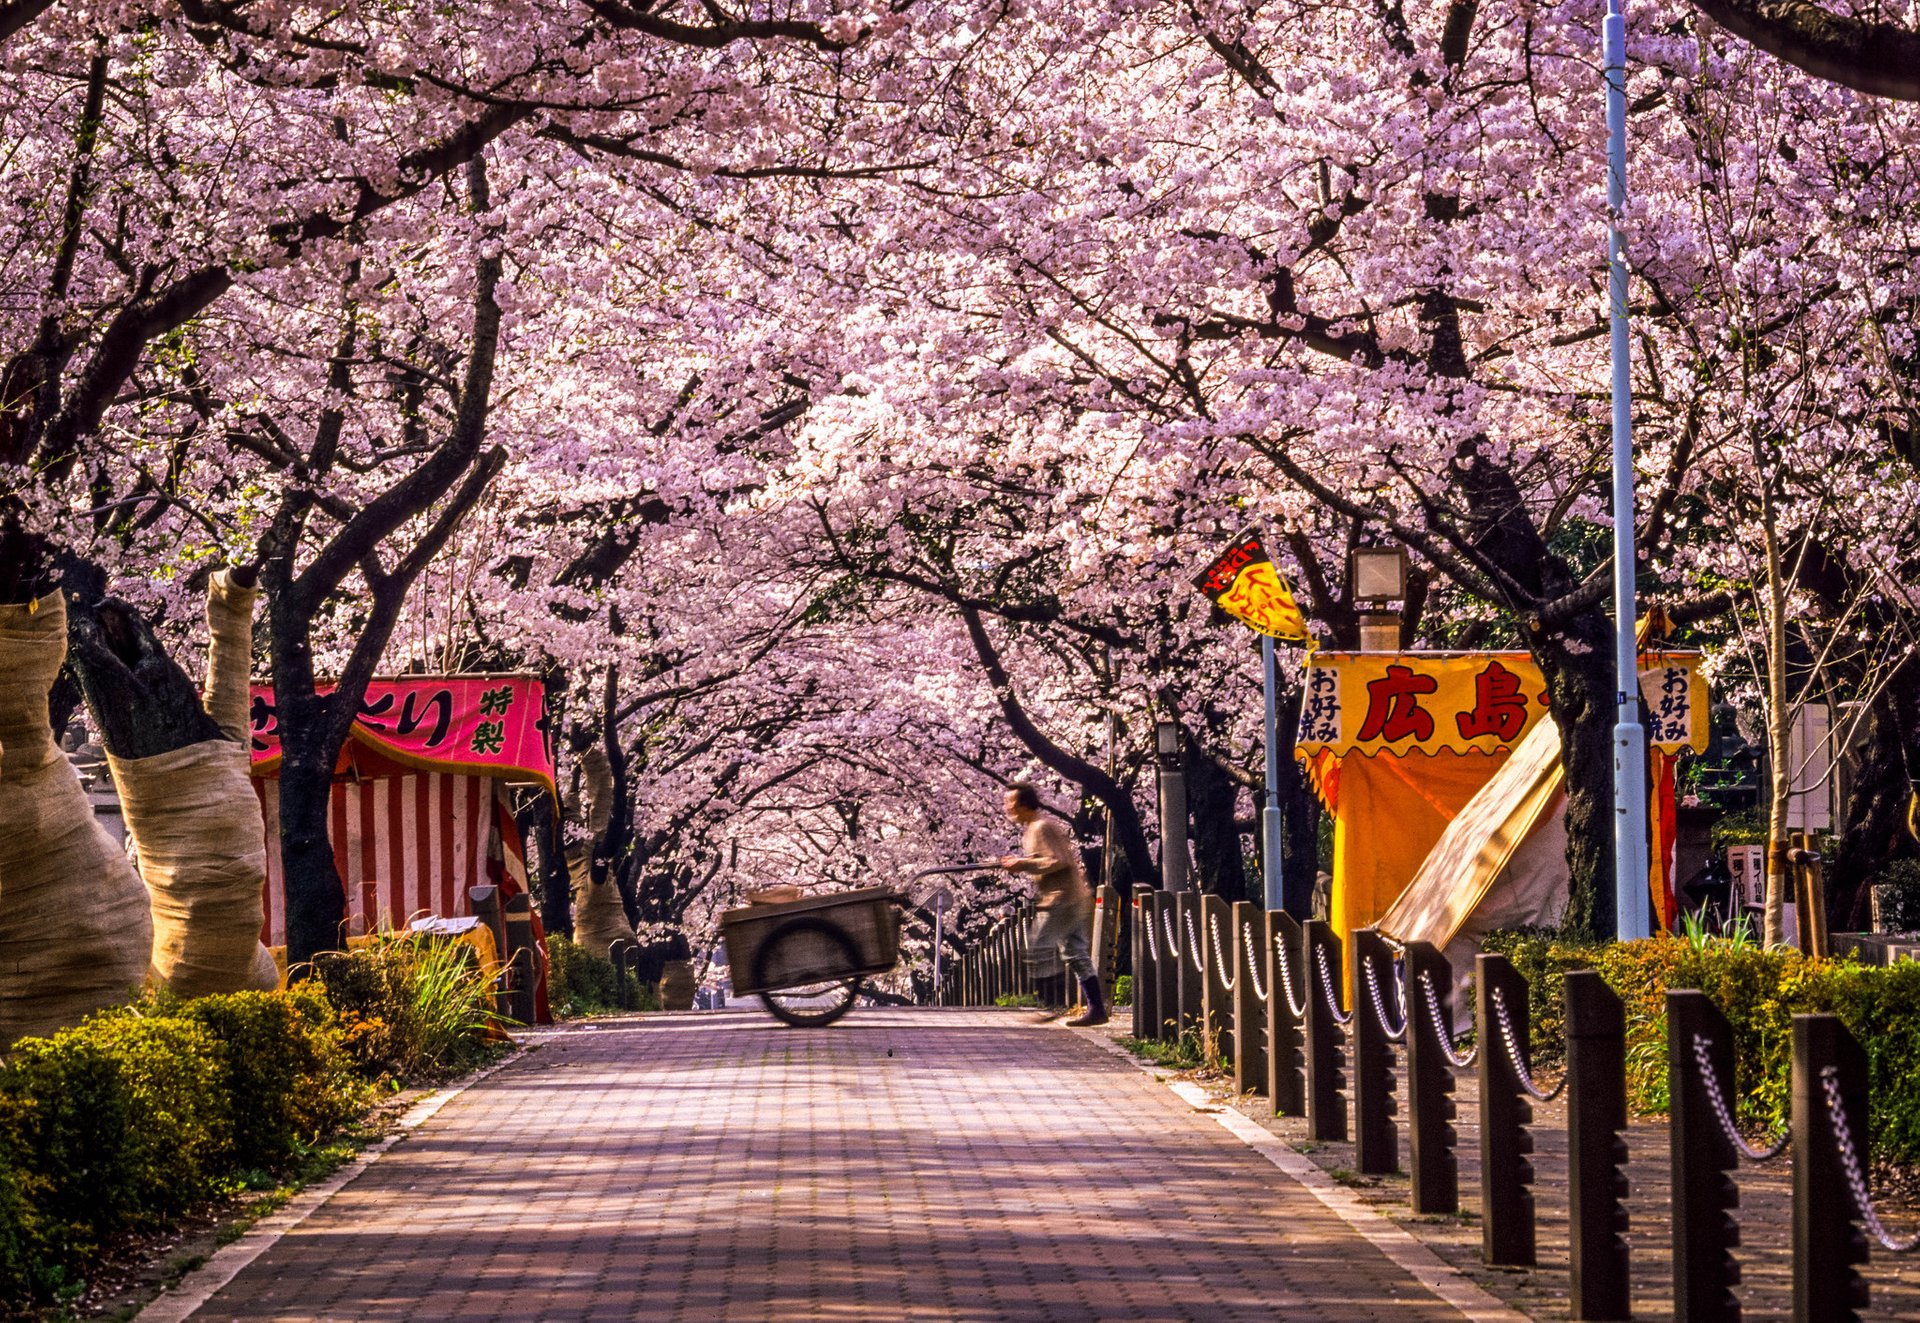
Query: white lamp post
1605 0 1651 941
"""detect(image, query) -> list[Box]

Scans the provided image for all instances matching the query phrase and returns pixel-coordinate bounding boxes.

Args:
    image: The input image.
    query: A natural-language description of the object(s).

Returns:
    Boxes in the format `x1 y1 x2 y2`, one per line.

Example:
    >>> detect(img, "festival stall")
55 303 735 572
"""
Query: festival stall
247 674 555 1016
1295 646 1710 959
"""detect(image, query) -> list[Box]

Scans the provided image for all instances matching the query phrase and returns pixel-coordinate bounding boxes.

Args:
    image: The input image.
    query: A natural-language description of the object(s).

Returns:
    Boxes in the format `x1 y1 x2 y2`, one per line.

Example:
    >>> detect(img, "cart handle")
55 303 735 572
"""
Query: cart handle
905 863 1000 883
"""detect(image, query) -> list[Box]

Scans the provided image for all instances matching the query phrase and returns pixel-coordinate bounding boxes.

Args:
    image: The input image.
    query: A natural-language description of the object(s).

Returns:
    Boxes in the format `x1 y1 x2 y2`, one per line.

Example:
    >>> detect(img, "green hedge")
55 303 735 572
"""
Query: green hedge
1483 931 1920 1163
545 936 620 1016
0 989 363 1304
0 933 504 1309
544 937 659 1017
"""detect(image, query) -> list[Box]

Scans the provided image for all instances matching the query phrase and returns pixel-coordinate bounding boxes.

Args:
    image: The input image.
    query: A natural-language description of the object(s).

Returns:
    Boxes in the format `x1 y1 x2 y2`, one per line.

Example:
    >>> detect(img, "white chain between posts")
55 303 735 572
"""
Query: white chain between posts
1363 955 1407 1043
1271 929 1309 1019
1821 1065 1920 1252
1689 1033 1788 1161
1488 986 1567 1101
1242 923 1269 1004
1142 905 1159 962
1313 942 1353 1025
1419 970 1478 1068
1183 909 1206 971
1208 913 1237 992
1161 907 1181 965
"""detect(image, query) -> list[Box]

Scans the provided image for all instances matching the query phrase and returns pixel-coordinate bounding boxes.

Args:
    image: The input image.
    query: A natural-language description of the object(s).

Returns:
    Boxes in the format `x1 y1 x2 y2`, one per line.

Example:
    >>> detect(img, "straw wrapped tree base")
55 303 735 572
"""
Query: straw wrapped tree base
568 745 636 957
0 592 155 1045
70 569 277 999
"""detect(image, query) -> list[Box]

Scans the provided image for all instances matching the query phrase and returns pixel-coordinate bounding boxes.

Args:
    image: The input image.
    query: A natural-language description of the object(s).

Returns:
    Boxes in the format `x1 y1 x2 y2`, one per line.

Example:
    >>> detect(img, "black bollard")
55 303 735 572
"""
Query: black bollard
503 892 537 1027
1131 895 1152 1039
1201 893 1234 1065
1402 942 1459 1216
1176 892 1204 1042
1565 971 1630 1321
609 939 634 1009
1791 1014 1872 1323
1231 902 1268 1097
1153 892 1181 1042
1476 953 1536 1267
1350 928 1401 1175
1266 910 1307 1116
1667 990 1742 1323
1303 920 1348 1143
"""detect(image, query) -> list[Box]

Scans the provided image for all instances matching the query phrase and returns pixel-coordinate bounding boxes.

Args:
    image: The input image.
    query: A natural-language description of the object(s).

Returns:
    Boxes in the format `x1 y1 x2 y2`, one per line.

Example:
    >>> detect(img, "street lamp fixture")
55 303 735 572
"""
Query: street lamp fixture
1155 718 1180 762
1350 545 1409 606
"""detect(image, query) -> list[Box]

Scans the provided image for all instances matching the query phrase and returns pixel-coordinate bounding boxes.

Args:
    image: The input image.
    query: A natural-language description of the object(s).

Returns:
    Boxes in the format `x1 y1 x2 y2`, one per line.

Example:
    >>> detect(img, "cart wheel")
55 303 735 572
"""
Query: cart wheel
754 916 862 1028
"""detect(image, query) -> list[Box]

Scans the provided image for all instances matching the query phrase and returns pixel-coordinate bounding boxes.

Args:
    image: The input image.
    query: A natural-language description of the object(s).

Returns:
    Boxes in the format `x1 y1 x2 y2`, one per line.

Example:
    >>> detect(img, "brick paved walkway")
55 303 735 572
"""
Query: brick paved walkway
175 1009 1483 1321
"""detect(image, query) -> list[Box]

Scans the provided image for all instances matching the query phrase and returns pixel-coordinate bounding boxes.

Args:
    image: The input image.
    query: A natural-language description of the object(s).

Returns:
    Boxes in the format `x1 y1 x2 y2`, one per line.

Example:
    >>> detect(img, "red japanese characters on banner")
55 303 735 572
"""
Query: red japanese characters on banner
248 675 554 792
1296 652 1708 757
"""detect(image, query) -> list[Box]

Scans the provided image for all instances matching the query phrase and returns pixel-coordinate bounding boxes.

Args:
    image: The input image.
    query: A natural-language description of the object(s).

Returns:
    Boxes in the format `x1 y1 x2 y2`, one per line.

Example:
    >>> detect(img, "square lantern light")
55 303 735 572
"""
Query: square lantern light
1350 545 1410 606
1155 718 1181 761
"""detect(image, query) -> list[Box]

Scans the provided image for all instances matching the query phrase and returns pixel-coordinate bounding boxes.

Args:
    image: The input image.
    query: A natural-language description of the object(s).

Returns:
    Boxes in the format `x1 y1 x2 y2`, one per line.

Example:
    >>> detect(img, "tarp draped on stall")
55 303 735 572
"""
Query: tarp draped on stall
247 676 554 948
1297 649 1709 957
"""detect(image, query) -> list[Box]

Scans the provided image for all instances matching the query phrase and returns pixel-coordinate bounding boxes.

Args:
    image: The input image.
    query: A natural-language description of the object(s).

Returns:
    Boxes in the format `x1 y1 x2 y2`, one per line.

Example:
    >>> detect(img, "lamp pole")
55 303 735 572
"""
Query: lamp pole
1261 636 1285 911
1605 0 1651 941
1155 719 1189 892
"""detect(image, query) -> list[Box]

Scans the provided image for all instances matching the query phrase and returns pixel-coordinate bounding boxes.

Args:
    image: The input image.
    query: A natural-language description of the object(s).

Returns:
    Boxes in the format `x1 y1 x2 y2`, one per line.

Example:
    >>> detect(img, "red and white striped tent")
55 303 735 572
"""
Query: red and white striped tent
248 675 552 947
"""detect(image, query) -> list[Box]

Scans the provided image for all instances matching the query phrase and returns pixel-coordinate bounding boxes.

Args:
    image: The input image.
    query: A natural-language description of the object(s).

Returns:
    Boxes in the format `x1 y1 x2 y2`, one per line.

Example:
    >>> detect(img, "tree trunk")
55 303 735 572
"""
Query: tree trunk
1186 745 1248 903
277 729 349 968
518 793 573 937
1830 659 1920 925
1761 499 1792 947
1535 615 1621 942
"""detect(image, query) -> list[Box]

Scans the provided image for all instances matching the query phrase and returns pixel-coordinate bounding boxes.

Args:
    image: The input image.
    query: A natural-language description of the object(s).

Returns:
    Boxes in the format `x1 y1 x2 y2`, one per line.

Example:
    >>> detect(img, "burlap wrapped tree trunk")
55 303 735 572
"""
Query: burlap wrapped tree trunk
0 593 154 1045
568 745 635 957
103 571 277 997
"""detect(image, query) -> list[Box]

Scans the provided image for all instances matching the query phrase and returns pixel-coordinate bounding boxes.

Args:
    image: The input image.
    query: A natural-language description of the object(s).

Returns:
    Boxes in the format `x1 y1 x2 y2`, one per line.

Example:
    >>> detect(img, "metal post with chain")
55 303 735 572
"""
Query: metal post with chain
1667 990 1745 1323
1350 928 1402 1176
1231 902 1268 1098
1303 920 1348 1143
1403 941 1460 1216
1476 953 1538 1267
1266 909 1307 1116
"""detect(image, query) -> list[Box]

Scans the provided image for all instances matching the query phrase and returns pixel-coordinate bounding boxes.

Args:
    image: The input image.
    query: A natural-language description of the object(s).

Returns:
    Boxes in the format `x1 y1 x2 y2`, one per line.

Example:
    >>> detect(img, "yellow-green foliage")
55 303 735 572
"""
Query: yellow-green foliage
310 933 497 1080
1483 931 1920 1163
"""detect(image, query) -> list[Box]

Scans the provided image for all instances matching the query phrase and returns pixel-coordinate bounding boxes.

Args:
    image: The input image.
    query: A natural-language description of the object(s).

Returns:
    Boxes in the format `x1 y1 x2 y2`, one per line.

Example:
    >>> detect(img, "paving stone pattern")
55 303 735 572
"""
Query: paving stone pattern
187 1009 1465 1321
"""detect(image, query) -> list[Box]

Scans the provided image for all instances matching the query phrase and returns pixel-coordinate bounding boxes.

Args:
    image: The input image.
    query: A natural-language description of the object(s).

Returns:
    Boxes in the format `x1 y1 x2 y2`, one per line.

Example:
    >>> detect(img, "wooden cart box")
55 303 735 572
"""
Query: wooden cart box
721 887 900 995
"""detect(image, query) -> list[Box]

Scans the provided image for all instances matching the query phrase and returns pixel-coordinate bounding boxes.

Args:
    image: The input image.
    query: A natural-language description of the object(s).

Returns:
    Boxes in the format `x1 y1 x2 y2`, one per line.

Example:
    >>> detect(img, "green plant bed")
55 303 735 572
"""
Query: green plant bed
1113 974 1133 1006
545 936 621 1016
0 931 511 1312
1118 1032 1205 1072
1483 929 1920 1163
0 989 368 1308
993 992 1039 1008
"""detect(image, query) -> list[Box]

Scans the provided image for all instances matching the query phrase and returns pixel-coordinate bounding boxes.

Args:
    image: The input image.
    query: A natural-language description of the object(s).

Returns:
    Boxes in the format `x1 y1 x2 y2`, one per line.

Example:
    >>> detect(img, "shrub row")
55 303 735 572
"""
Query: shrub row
0 989 360 1303
1482 930 1920 1163
543 937 660 1017
0 932 503 1309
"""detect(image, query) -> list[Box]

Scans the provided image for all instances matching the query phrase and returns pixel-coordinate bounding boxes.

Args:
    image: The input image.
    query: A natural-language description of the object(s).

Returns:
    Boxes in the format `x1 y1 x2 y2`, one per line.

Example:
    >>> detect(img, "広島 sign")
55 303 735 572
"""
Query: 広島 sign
1294 651 1707 757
